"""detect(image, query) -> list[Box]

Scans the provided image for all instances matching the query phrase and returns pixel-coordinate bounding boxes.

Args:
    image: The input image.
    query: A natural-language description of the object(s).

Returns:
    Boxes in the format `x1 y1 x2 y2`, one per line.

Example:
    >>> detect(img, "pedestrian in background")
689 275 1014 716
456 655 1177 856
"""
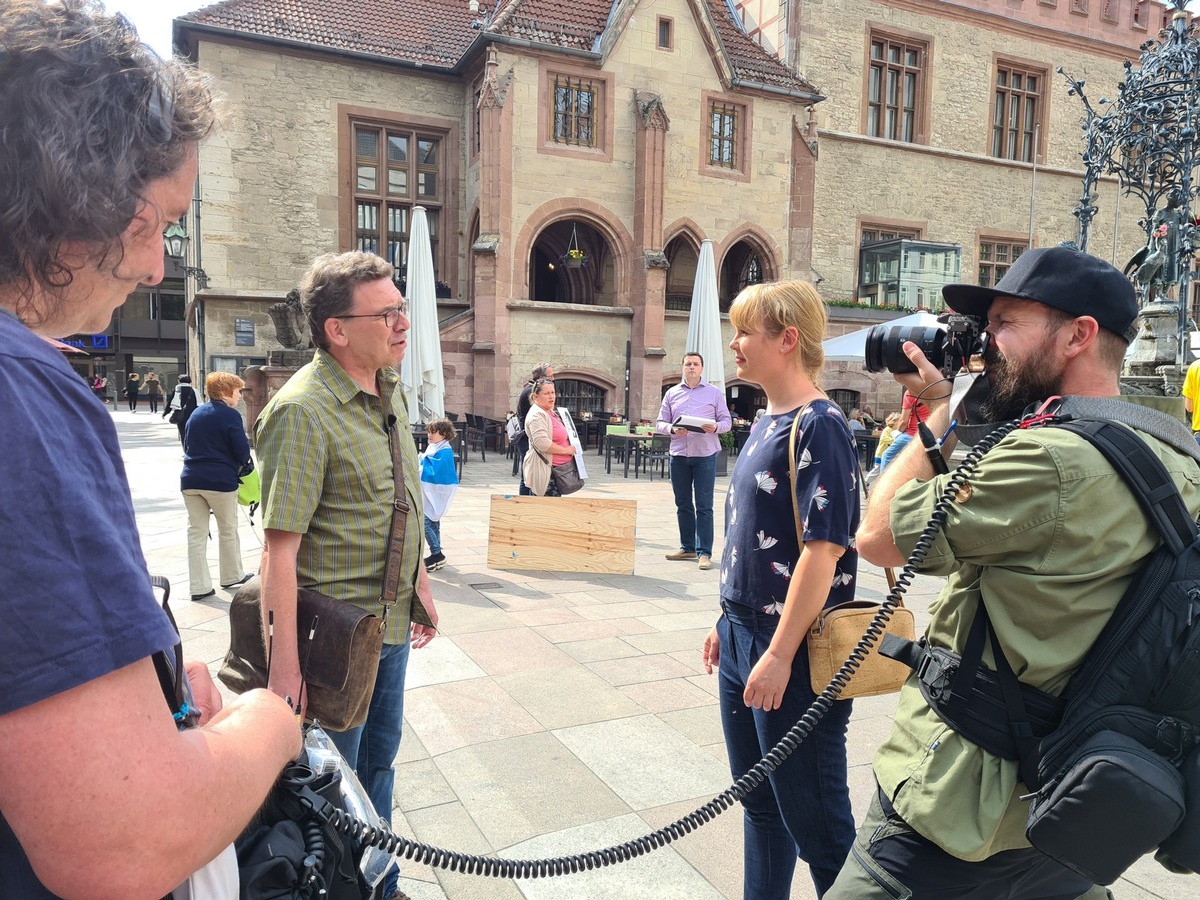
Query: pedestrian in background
181 372 252 601
144 370 163 414
657 352 731 571
515 361 553 495
124 370 140 411
420 417 459 571
164 373 198 444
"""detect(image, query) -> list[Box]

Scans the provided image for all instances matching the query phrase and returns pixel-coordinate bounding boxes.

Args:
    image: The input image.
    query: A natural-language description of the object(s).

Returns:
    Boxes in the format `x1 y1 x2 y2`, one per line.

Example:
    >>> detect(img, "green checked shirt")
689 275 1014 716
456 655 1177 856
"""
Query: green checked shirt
255 348 422 645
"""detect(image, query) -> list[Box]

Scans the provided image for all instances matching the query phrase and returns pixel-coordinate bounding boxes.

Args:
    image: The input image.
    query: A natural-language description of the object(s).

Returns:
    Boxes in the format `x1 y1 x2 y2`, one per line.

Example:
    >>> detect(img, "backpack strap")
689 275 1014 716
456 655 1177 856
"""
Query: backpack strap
1058 396 1200 463
1057 419 1199 557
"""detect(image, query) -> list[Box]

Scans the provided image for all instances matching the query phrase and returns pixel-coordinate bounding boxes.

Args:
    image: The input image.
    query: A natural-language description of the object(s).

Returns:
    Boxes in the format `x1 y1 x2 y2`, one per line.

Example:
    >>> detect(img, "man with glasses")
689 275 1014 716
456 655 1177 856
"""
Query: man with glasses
255 251 438 900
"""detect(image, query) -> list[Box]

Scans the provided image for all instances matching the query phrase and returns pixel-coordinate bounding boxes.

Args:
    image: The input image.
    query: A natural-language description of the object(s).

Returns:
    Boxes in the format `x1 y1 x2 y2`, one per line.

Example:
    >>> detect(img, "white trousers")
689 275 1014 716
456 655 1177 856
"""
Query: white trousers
183 488 243 594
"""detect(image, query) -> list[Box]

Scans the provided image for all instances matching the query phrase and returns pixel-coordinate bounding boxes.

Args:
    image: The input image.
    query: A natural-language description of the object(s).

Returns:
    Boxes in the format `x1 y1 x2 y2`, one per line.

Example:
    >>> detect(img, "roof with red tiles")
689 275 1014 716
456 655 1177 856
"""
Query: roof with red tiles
705 0 818 95
177 0 817 96
179 0 484 68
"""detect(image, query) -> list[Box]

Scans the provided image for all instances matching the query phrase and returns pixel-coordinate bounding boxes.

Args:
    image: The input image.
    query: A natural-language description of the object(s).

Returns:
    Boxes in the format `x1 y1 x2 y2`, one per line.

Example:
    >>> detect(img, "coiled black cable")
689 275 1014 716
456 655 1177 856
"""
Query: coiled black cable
317 421 1021 880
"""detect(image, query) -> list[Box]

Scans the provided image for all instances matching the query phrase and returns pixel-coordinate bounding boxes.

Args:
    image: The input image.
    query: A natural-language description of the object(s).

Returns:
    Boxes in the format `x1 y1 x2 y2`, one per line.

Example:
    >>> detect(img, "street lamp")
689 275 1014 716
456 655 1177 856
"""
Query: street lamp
163 221 209 290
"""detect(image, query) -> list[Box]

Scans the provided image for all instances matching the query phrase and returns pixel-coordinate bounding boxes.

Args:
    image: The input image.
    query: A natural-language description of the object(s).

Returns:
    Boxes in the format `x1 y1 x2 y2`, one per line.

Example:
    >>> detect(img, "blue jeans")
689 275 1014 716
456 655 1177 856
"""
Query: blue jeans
328 639 411 896
670 452 717 556
879 432 913 471
424 518 441 554
717 605 855 899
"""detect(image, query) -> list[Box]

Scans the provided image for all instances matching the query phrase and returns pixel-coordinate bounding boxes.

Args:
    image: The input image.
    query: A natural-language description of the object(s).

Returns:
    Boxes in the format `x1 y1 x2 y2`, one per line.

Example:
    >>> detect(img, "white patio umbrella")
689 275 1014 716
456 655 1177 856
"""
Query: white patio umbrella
822 311 942 363
399 206 445 423
685 240 726 388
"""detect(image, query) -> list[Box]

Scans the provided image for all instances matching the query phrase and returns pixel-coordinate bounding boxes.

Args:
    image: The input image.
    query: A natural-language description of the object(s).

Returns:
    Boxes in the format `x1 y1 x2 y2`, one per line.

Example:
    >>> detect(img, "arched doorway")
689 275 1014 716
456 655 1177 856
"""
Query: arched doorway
720 240 767 311
529 219 613 305
664 235 699 311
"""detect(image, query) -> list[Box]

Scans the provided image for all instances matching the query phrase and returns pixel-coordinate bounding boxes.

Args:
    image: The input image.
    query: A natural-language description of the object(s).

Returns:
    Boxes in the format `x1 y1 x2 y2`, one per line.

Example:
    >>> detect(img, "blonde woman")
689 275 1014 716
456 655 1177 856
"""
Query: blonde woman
701 281 858 898
181 372 252 601
521 378 577 496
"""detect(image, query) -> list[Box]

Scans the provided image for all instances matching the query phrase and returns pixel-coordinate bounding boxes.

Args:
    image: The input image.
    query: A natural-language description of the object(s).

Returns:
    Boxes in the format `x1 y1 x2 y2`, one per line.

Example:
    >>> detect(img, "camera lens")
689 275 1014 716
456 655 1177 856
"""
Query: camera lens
863 324 947 374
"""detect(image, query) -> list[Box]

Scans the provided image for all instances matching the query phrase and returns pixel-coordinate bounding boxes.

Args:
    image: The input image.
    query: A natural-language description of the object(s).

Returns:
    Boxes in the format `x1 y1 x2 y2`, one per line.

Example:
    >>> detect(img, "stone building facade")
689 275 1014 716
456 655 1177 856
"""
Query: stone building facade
175 0 821 422
742 0 1167 413
175 0 1165 422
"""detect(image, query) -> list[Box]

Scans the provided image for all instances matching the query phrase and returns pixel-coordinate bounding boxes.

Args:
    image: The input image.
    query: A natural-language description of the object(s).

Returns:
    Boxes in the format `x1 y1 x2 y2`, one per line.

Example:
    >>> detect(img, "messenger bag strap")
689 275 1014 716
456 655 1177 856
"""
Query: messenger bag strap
380 408 410 612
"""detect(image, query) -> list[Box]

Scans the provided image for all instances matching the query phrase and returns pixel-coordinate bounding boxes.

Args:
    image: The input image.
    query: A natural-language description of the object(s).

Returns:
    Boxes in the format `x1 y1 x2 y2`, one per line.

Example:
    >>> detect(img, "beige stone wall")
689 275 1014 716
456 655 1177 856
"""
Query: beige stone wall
507 305 631 407
202 301 279 362
799 0 1145 302
196 40 468 296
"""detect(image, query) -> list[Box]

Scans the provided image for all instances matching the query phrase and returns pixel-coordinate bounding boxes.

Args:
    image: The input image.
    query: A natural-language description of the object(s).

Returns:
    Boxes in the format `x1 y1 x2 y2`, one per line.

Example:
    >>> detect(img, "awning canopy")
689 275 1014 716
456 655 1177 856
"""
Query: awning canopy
42 335 89 355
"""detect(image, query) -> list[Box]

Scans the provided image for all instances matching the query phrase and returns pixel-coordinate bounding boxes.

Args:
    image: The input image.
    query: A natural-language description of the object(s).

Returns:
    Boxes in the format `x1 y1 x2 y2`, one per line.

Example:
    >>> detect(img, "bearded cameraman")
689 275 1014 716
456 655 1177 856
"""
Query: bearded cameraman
825 247 1200 899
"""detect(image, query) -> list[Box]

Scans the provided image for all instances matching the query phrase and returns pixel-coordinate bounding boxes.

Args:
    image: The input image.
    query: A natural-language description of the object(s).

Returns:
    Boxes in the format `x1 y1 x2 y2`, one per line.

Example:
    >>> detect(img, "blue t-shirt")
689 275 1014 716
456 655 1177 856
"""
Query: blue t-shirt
182 400 251 493
720 399 860 615
0 309 178 894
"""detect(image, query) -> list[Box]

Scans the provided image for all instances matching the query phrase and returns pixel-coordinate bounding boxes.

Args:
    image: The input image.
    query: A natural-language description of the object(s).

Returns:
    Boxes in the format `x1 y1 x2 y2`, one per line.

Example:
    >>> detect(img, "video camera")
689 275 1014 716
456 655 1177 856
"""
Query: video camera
863 314 988 378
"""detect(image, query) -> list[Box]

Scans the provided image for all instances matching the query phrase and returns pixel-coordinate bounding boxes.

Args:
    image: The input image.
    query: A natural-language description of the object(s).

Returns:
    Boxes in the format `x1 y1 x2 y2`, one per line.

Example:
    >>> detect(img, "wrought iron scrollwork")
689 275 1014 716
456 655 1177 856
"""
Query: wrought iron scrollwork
1061 0 1200 364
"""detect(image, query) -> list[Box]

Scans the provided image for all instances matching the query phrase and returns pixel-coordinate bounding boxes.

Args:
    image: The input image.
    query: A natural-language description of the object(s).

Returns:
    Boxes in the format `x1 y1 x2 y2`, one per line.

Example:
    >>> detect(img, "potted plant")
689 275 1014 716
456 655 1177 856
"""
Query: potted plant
716 429 735 477
562 224 587 268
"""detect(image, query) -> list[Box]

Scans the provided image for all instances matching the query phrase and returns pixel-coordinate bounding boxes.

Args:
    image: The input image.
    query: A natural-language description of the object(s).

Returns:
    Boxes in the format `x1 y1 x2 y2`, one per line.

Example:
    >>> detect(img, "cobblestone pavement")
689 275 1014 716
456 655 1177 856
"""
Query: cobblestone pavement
114 409 1181 899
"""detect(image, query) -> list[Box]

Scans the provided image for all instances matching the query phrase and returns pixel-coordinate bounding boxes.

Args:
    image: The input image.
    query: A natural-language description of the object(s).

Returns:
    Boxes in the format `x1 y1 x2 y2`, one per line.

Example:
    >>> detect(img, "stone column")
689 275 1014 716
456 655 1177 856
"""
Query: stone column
630 92 670 421
472 49 514 418
788 109 819 279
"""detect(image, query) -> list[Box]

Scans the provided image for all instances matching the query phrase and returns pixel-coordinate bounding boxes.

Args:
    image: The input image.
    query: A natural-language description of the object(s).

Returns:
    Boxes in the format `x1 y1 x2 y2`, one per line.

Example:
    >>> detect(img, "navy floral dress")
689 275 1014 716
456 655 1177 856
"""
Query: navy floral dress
720 399 860 614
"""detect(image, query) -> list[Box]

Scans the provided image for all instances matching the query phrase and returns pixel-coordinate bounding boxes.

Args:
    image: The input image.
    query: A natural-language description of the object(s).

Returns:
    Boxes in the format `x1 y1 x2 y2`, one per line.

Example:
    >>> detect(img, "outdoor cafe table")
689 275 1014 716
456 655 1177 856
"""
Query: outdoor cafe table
603 431 659 477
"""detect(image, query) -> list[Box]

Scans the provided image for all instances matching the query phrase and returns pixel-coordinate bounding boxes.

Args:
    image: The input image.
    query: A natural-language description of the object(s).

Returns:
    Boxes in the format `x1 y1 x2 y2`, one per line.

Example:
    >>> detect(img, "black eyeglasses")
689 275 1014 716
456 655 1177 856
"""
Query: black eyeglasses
336 301 409 328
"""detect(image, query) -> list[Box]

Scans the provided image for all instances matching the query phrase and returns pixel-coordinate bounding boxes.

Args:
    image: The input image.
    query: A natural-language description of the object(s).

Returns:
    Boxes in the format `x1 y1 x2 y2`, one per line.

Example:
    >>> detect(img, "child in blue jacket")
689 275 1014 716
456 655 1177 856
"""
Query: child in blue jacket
420 418 459 571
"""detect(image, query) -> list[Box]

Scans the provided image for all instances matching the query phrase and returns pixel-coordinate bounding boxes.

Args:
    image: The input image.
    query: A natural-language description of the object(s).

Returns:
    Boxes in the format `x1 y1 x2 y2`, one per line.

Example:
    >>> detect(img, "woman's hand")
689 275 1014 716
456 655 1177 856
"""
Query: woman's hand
702 625 720 674
744 647 792 711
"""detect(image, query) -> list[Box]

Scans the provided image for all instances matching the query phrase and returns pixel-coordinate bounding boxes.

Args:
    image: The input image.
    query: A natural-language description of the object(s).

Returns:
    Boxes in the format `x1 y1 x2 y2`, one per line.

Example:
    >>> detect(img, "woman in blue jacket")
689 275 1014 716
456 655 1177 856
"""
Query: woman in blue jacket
181 372 252 601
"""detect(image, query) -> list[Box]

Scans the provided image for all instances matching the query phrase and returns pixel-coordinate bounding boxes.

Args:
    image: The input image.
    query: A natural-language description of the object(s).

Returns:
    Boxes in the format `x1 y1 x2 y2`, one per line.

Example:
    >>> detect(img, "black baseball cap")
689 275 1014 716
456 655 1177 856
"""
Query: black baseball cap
941 246 1139 342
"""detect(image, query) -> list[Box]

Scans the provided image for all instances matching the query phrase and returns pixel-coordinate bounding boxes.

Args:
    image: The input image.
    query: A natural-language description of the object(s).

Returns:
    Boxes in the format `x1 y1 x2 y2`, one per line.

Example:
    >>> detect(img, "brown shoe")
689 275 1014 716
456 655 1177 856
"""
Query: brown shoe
698 555 712 570
665 549 698 561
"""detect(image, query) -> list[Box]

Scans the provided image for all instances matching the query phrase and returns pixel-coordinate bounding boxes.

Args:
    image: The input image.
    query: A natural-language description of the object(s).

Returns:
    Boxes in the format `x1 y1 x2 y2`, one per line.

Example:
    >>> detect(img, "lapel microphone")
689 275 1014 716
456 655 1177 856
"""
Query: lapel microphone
385 414 397 434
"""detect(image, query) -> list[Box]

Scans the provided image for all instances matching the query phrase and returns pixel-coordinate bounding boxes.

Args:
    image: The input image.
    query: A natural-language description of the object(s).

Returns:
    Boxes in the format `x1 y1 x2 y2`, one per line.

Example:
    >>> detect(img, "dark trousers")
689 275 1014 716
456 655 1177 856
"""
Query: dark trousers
718 604 855 898
825 785 1104 900
670 452 717 556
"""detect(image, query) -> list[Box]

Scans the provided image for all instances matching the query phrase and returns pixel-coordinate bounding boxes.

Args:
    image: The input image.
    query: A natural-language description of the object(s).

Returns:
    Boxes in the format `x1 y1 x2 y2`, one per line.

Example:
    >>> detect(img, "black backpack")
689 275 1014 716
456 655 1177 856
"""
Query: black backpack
1016 419 1200 885
882 410 1200 886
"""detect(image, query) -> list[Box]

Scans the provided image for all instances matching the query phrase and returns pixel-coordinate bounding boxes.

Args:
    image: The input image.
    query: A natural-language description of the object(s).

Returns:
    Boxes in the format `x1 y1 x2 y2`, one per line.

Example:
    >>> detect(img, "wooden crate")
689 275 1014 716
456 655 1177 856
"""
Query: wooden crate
487 494 637 574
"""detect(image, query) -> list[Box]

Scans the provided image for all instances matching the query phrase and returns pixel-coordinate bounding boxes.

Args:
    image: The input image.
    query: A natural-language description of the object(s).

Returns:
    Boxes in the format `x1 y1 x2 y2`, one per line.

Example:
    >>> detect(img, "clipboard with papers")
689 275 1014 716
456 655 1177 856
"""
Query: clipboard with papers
672 415 716 433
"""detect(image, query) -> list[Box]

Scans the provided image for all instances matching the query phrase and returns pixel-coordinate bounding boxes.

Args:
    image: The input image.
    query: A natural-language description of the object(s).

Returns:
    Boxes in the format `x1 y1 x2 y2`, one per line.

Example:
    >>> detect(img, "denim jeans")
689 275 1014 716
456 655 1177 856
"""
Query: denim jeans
424 518 441 554
879 432 913 471
327 639 411 896
670 452 717 556
717 605 855 899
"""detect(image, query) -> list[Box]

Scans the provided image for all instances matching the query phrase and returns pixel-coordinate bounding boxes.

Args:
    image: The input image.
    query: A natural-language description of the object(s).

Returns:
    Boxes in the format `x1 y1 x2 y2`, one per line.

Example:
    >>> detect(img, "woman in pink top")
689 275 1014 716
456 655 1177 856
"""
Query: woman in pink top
521 378 578 496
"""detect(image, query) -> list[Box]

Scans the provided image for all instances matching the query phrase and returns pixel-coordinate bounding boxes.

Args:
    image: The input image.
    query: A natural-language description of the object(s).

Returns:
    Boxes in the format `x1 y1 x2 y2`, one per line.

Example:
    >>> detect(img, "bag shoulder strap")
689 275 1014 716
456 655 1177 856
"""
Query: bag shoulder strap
788 405 900 600
1058 396 1200 462
1057 418 1199 556
381 407 410 609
